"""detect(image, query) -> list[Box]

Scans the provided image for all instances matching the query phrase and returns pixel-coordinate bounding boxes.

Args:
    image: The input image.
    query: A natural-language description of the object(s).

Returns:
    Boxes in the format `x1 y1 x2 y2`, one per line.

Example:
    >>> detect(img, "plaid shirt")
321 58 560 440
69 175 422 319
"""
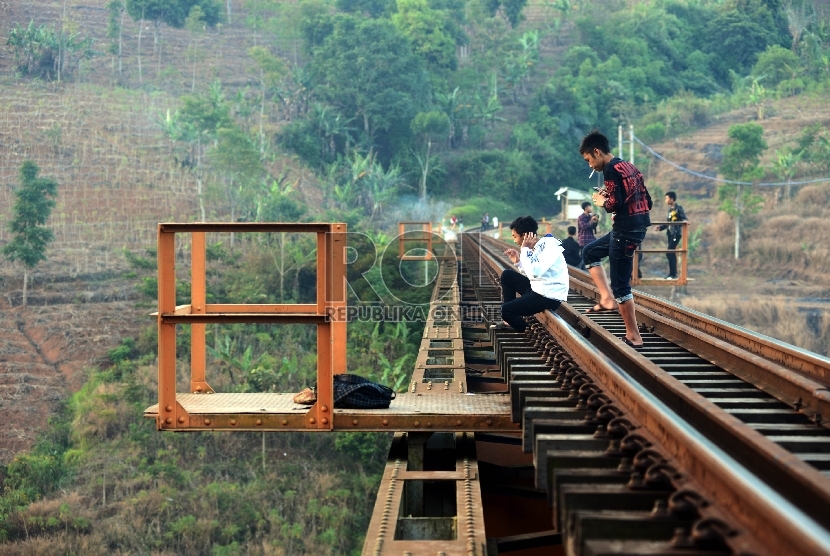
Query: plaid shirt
577 212 597 247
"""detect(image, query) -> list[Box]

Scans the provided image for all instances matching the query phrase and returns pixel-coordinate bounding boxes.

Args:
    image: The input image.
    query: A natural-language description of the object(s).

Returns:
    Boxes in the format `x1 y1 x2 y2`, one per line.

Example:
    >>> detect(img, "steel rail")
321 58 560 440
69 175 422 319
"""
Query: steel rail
537 309 830 556
464 231 830 553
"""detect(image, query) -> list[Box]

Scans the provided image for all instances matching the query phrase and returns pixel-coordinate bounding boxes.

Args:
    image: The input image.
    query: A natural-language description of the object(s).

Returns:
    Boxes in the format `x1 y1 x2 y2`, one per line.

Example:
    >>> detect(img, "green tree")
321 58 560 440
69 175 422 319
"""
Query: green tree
719 123 767 259
704 4 785 84
336 0 394 17
746 77 768 119
484 0 528 27
770 149 802 201
248 46 288 152
209 126 265 226
434 86 464 148
6 20 93 81
411 110 449 200
303 13 427 164
753 44 801 86
3 161 58 306
393 0 458 77
161 81 233 220
106 0 126 81
185 5 207 93
126 0 222 82
244 0 279 46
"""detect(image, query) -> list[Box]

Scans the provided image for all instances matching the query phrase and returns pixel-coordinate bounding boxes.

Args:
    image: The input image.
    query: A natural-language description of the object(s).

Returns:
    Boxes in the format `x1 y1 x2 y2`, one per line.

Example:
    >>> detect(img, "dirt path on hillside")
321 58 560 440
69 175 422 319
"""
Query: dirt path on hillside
0 297 146 462
0 299 68 461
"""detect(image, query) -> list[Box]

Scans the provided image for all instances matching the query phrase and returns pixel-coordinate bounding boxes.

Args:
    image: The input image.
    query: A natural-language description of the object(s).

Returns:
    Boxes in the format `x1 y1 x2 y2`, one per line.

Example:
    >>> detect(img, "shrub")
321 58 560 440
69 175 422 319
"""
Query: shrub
752 45 801 88
795 185 830 205
638 122 666 144
108 338 137 363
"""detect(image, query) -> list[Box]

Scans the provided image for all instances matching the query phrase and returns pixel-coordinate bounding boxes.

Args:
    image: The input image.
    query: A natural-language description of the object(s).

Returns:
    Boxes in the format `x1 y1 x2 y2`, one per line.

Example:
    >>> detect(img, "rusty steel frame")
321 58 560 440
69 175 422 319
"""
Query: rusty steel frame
398 221 433 261
155 222 347 432
148 225 520 433
631 221 689 286
362 432 488 556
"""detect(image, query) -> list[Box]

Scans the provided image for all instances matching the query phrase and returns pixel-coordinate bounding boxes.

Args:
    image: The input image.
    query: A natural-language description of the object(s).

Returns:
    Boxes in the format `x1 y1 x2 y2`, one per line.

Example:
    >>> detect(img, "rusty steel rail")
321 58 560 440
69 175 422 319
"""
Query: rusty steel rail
466 231 830 555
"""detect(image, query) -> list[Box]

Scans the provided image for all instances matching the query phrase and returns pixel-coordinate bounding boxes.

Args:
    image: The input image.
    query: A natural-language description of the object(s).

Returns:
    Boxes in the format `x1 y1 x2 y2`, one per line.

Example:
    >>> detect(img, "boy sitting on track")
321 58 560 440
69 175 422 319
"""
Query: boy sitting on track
493 215 569 332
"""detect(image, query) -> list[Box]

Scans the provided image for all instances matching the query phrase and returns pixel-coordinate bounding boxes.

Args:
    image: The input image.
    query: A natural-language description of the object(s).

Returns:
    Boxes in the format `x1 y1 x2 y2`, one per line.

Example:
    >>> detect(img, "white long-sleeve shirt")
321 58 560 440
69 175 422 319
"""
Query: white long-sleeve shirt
516 235 569 301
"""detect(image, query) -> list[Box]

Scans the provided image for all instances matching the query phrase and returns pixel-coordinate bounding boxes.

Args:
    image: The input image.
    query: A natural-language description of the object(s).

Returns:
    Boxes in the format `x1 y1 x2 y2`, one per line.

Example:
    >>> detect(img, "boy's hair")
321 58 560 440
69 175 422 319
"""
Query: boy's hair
567 226 576 235
666 191 677 201
509 215 539 235
579 130 611 155
581 201 592 210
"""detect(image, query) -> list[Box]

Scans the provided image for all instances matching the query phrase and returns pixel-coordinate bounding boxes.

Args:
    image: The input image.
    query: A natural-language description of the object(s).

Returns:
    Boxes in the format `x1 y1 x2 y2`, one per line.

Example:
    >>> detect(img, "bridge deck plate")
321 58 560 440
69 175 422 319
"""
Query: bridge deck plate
144 392 517 432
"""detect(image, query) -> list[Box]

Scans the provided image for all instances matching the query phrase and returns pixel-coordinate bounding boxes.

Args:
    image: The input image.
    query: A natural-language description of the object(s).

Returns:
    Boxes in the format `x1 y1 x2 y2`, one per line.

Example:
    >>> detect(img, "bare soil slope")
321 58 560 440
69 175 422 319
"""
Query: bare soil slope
638 95 830 292
643 97 830 200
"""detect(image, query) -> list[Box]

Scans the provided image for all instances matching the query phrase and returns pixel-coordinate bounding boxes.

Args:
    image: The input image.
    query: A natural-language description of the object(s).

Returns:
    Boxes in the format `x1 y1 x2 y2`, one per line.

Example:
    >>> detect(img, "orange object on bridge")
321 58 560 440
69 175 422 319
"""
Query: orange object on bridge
150 222 347 432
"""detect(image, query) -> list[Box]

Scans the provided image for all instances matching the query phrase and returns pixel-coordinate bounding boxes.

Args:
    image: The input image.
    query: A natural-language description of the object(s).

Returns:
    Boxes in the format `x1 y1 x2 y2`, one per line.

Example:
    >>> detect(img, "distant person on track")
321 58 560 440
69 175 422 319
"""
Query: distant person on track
579 130 653 349
577 201 598 250
654 191 687 280
492 215 568 332
562 226 582 267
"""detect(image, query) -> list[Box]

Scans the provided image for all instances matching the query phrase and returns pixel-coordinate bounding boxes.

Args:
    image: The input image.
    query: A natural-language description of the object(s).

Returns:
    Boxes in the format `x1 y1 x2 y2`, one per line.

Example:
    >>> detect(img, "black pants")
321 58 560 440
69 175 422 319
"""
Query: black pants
666 236 680 277
499 269 562 332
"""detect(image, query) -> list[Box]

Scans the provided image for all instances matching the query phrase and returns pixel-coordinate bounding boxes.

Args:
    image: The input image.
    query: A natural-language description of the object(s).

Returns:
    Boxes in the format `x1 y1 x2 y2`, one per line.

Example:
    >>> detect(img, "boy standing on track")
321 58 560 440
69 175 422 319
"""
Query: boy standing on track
654 191 687 279
577 201 598 249
492 216 569 332
579 130 653 348
562 226 582 267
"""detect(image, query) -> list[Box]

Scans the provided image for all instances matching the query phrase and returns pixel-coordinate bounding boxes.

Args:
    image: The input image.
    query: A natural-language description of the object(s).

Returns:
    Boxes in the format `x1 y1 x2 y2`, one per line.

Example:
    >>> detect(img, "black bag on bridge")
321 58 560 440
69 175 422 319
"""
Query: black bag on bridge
333 373 396 409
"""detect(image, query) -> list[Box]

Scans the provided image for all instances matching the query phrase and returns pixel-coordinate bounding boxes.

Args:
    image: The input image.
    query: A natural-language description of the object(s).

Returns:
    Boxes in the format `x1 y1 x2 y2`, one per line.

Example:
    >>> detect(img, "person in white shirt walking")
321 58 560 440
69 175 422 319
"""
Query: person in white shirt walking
493 215 569 332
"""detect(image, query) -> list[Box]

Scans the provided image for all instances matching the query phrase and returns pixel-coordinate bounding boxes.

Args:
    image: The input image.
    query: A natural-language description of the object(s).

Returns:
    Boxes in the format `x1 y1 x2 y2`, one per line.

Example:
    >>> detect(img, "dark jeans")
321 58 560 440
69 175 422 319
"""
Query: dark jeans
499 269 562 332
582 229 647 302
666 236 680 277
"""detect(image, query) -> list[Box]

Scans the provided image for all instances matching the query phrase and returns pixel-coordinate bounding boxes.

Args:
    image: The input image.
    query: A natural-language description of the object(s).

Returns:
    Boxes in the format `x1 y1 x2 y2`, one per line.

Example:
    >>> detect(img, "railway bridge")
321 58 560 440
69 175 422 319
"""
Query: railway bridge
145 222 830 556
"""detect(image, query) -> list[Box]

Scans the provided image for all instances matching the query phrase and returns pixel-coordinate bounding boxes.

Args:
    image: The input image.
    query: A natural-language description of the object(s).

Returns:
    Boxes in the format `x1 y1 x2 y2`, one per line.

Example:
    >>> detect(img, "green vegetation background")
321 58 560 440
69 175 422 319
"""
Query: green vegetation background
3 0 830 553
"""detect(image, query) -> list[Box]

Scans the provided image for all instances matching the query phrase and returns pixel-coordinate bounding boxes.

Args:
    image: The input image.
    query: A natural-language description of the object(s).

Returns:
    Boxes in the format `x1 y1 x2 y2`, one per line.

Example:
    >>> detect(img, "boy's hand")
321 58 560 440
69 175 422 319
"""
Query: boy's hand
503 248 520 263
521 232 539 249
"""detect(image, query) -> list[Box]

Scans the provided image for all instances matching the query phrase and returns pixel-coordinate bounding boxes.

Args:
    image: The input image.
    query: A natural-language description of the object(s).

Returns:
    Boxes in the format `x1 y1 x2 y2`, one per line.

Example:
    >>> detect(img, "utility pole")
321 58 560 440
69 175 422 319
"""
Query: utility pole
618 124 635 163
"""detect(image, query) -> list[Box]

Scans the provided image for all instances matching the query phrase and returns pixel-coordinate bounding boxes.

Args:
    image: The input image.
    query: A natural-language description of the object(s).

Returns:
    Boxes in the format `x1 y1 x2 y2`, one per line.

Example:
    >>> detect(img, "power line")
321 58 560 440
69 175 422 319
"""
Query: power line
633 135 830 187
